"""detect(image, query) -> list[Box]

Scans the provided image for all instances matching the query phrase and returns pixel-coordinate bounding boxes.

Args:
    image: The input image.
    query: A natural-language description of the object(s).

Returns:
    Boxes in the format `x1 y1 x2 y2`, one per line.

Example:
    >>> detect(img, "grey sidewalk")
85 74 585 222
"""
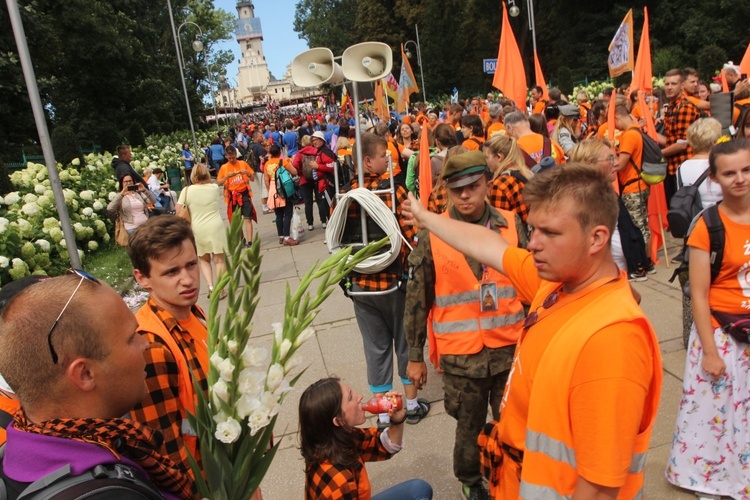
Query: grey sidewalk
196 186 695 499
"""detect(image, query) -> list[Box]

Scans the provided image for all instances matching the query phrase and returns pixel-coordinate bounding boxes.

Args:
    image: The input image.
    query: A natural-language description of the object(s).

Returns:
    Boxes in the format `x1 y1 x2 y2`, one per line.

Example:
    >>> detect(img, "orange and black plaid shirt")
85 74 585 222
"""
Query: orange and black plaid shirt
664 97 700 175
130 298 208 475
427 173 529 222
348 173 417 291
305 427 393 499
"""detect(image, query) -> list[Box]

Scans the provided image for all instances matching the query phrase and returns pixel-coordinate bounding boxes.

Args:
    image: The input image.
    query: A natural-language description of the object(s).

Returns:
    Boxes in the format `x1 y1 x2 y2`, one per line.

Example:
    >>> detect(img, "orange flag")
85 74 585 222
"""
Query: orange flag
374 79 389 122
720 68 730 93
398 44 419 114
533 51 549 100
608 9 635 78
630 7 652 93
607 97 617 143
418 119 432 207
740 41 750 77
493 2 527 111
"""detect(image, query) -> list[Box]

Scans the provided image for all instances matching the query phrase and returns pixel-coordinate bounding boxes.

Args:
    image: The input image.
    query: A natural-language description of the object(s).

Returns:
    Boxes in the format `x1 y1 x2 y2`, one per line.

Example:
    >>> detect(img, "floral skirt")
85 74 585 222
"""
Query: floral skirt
666 323 750 499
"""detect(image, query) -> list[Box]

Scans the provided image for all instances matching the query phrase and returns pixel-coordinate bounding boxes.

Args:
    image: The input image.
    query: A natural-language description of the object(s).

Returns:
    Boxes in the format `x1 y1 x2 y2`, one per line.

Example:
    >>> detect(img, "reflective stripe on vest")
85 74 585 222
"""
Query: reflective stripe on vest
433 310 525 335
434 286 518 307
519 481 643 500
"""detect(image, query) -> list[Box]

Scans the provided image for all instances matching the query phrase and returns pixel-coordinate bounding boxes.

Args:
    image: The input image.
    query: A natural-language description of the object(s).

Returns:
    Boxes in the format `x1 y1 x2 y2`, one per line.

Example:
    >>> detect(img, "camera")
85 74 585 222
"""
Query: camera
127 185 139 191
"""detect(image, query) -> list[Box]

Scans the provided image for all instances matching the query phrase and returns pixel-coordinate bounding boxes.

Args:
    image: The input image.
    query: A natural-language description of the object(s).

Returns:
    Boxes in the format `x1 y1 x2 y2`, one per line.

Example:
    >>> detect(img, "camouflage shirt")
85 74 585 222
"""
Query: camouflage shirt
404 204 527 378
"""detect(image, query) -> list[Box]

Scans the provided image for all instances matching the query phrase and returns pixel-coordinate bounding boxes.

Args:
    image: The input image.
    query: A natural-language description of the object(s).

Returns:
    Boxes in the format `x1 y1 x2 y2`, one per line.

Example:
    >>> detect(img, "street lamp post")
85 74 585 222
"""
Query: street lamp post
404 24 426 101
508 0 537 54
178 21 220 134
166 0 199 157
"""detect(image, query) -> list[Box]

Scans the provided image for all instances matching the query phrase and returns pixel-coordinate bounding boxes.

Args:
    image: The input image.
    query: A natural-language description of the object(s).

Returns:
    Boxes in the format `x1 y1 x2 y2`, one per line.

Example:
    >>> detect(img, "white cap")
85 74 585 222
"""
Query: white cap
724 61 740 74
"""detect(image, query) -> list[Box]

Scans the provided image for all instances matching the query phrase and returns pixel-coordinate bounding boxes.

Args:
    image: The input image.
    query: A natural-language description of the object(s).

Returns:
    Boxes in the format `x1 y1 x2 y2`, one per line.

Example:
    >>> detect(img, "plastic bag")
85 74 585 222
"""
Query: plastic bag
291 211 301 240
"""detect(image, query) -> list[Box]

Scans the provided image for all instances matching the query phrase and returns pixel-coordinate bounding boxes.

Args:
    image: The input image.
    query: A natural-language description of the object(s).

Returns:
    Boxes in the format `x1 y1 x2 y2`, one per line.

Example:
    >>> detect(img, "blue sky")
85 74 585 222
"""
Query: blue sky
213 1 310 80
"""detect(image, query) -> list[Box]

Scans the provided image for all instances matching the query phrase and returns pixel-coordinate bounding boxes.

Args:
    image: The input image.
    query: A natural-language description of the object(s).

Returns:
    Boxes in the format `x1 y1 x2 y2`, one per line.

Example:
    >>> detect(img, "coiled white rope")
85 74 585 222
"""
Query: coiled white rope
325 187 413 274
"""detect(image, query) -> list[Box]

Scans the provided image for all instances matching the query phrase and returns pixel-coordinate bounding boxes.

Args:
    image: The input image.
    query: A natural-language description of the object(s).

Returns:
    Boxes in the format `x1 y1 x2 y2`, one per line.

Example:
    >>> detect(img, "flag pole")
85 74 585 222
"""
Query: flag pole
657 212 670 267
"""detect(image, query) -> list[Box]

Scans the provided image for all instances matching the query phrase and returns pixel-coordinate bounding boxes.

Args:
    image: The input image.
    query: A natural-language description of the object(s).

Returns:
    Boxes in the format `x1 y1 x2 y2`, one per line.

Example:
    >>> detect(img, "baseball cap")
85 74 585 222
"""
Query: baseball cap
441 151 490 189
311 131 326 141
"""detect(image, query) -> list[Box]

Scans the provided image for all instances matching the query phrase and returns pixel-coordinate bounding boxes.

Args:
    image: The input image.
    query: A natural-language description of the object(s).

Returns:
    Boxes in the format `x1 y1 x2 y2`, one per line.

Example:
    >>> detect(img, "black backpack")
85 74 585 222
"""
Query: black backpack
669 203 724 298
520 137 556 174
733 102 750 137
667 167 711 238
621 130 667 189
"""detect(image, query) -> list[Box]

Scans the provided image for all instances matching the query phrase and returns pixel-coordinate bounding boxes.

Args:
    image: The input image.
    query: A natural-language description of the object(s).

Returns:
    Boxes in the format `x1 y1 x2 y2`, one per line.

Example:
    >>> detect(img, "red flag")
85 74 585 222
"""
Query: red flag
418 119 432 207
493 2 527 111
630 7 652 93
740 41 750 77
533 51 549 101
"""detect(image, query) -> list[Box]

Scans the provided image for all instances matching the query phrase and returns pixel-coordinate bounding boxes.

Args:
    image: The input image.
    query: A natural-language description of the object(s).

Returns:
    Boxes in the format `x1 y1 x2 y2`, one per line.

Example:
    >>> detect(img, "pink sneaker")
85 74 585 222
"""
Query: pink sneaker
283 237 299 246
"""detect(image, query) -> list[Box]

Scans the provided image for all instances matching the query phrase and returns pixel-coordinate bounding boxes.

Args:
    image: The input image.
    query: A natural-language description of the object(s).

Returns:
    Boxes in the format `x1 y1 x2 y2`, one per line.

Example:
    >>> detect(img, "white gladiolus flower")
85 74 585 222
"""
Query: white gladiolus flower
284 352 301 374
212 379 229 406
260 391 281 417
236 394 261 419
227 340 238 354
294 327 315 348
273 379 292 398
265 363 284 392
0 256 9 268
272 322 283 345
248 408 272 436
212 411 229 424
215 417 242 444
210 351 224 368
218 358 235 382
278 339 292 360
238 369 264 397
241 345 267 368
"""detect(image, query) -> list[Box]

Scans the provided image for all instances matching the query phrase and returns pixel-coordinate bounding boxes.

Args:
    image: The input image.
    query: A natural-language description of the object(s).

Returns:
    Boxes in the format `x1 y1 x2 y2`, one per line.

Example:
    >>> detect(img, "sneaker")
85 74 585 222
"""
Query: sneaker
628 270 648 282
279 237 285 244
308 225 314 231
406 398 431 424
377 419 390 430
462 482 489 500
646 262 657 274
672 250 684 263
322 222 327 228
283 237 299 246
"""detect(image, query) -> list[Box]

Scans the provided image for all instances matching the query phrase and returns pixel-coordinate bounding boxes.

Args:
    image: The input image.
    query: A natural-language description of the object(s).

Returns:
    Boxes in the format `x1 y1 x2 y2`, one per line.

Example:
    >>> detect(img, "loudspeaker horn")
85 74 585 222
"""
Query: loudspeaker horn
342 42 393 82
291 47 344 87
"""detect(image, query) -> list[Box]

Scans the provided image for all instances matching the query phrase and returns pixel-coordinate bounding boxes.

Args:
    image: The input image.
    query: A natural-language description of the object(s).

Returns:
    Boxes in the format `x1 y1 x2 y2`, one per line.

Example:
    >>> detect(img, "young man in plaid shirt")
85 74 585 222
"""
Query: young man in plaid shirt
659 68 701 205
342 132 430 428
127 215 209 476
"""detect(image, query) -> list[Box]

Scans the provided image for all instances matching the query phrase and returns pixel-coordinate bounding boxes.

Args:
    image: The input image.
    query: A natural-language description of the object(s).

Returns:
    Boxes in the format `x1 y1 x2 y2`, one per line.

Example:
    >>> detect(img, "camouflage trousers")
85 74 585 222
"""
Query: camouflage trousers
443 368 511 486
622 189 650 245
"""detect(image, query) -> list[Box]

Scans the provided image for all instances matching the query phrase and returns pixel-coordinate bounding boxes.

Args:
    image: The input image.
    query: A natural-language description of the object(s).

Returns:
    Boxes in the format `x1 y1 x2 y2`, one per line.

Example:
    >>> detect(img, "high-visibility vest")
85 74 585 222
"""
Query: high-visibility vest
429 210 524 355
135 305 207 464
0 394 20 446
518 277 663 499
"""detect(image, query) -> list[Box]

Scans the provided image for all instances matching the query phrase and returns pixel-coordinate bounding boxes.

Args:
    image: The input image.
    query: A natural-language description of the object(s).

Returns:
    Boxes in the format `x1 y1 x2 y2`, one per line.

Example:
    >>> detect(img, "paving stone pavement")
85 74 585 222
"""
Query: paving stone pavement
195 182 697 499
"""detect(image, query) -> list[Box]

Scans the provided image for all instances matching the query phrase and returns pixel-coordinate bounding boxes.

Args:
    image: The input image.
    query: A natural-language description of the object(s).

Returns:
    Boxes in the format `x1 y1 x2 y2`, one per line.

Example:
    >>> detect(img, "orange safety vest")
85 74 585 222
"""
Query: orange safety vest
518 277 662 499
135 305 207 463
429 210 524 356
0 394 20 446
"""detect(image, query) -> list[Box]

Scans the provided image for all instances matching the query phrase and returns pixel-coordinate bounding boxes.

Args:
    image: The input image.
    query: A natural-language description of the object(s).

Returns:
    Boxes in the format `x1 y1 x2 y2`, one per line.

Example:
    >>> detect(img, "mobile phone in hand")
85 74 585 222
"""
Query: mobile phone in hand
127 185 139 191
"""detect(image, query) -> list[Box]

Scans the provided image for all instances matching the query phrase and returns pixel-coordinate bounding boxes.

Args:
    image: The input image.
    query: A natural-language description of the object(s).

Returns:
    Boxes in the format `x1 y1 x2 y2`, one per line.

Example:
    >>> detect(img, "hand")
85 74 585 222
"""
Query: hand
702 353 726 379
120 186 130 196
384 391 406 422
402 192 425 229
407 361 428 390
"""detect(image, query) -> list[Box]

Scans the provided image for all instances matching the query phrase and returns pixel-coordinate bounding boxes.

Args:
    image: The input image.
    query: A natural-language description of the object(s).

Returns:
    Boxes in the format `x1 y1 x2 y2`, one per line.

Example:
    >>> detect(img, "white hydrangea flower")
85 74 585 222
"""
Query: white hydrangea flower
22 193 37 204
241 345 268 368
103 233 110 243
0 217 9 233
20 203 40 218
3 192 20 206
215 417 242 444
81 207 94 218
35 239 51 253
265 363 284 392
79 190 94 201
108 192 117 201
43 218 59 230
0 256 8 268
16 219 32 238
71 158 80 166
0 195 4 205
62 189 76 202
96 160 103 168
36 195 53 209
34 185 47 195
92 201 104 211
87 240 98 251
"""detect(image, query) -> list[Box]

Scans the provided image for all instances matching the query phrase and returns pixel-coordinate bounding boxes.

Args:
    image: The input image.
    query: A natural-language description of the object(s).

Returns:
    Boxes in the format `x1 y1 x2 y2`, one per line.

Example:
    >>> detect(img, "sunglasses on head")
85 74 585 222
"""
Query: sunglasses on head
47 269 100 364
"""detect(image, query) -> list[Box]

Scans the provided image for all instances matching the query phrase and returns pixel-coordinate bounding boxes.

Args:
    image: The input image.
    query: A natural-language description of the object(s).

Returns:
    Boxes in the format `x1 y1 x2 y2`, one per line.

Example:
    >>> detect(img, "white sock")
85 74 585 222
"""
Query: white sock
406 397 419 412
378 412 390 424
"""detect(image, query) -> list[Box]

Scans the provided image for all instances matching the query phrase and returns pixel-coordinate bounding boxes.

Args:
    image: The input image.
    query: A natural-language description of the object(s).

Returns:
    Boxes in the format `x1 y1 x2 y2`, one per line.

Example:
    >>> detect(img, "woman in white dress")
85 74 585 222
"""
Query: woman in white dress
666 138 750 499
176 163 228 300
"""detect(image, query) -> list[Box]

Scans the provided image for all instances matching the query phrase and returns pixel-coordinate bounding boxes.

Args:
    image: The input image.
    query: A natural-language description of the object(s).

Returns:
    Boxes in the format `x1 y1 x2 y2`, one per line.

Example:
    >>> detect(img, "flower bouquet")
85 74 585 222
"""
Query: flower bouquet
187 212 385 499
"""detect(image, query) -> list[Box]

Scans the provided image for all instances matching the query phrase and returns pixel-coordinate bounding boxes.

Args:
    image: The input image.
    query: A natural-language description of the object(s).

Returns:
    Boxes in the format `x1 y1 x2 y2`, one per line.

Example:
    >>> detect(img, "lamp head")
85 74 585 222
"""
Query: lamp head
192 38 204 53
405 49 413 59
509 2 520 17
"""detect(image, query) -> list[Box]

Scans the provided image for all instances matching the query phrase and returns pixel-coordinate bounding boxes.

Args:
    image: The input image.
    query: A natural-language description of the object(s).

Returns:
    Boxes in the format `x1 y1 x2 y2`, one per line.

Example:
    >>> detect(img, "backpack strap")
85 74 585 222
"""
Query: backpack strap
703 203 724 283
542 137 551 158
520 149 536 169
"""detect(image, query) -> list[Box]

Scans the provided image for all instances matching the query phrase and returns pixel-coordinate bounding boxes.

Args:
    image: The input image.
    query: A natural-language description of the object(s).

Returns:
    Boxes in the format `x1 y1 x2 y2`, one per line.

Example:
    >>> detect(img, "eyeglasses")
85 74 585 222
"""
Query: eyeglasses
599 155 617 165
47 269 100 364
523 290 560 329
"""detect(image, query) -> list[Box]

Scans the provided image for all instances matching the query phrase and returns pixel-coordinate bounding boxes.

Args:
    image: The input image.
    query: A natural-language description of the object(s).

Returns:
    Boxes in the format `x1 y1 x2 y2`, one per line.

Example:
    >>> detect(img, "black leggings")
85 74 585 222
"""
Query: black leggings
299 182 331 226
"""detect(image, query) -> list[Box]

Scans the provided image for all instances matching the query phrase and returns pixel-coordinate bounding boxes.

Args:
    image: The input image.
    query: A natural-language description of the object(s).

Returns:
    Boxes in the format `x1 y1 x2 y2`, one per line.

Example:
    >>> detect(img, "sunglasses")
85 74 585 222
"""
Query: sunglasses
523 290 559 329
47 269 100 364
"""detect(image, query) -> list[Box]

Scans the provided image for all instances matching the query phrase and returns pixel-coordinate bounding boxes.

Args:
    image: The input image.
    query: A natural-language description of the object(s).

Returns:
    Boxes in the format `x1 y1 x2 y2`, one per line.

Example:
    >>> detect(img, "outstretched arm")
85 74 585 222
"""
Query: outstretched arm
402 192 509 273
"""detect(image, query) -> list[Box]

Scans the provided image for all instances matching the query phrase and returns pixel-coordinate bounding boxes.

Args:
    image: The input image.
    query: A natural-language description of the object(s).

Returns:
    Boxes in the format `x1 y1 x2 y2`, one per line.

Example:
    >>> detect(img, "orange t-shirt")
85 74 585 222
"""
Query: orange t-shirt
462 137 485 151
386 141 403 177
733 98 750 124
617 125 646 194
532 100 547 114
498 247 654 489
516 133 566 164
487 122 506 138
177 312 208 372
0 394 20 445
218 160 254 194
688 210 750 327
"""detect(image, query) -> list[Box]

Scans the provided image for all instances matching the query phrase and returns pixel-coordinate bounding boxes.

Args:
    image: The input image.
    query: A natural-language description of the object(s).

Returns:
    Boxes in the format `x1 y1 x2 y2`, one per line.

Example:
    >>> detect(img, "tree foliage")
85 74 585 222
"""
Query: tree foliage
0 0 234 161
293 0 750 101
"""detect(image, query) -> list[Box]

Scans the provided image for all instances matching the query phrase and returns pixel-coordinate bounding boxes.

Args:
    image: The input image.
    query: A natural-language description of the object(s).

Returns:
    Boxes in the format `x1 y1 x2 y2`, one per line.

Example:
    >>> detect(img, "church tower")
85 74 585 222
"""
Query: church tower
234 1 270 104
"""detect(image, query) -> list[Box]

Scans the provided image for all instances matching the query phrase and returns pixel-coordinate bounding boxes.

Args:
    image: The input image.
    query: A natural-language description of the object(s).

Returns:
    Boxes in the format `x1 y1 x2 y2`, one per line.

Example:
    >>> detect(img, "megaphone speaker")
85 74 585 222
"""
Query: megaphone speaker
342 42 393 82
291 47 344 87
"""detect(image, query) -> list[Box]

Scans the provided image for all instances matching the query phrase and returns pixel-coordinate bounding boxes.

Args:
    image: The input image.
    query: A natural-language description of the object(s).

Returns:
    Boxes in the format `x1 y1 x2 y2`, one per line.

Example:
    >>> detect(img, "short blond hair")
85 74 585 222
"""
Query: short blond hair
686 117 722 153
191 163 211 183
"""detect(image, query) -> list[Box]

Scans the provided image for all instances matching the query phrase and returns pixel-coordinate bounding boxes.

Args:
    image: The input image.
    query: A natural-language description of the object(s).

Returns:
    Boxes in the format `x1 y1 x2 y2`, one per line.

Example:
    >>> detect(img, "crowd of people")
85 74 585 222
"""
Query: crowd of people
0 59 749 500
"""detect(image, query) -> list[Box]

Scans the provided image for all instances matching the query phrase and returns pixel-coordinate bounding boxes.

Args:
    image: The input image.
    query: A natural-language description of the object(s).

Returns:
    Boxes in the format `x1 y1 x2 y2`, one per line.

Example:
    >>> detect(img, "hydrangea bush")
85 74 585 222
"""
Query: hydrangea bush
0 131 215 285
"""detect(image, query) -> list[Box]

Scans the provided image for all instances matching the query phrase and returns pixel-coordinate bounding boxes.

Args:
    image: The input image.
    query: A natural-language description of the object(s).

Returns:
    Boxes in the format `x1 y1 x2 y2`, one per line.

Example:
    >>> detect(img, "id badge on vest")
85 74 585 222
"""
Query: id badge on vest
480 275 498 312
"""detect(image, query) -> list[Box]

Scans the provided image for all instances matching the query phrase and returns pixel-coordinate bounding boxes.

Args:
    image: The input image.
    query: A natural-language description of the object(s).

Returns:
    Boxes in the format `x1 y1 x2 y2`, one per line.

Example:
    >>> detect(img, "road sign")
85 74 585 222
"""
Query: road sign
483 59 497 74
